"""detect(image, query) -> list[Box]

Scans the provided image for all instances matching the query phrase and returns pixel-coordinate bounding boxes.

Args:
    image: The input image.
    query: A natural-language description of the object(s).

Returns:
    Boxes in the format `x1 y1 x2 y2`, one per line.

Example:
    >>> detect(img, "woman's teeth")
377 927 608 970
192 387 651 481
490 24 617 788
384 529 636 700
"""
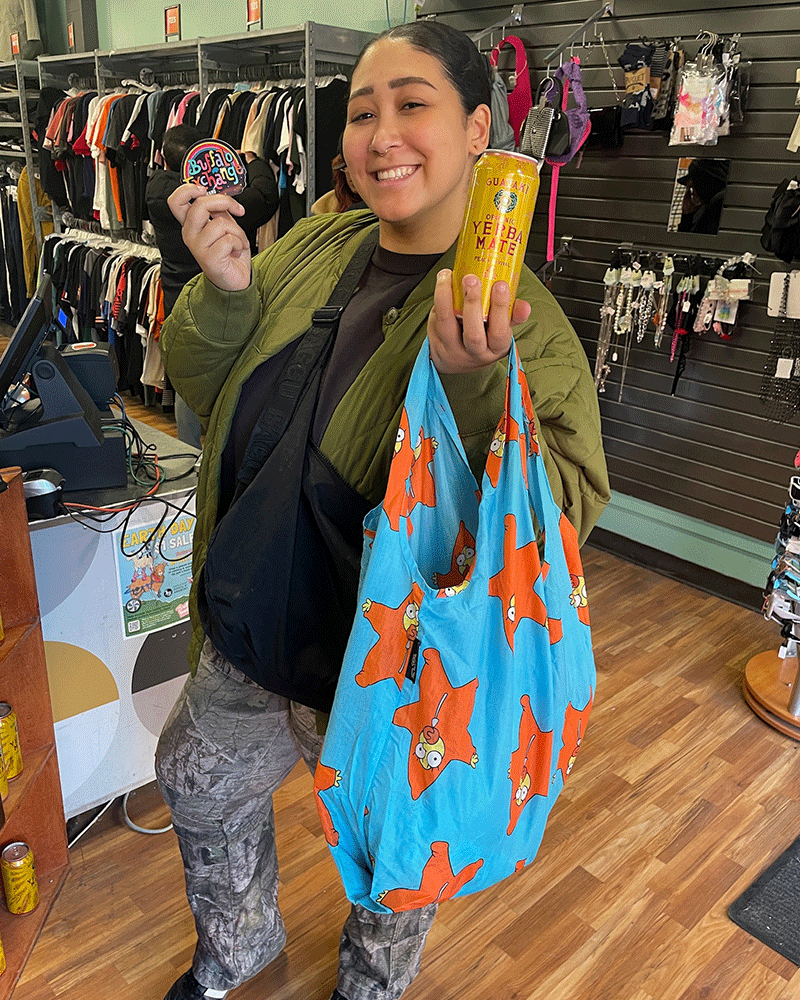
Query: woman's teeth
376 166 417 181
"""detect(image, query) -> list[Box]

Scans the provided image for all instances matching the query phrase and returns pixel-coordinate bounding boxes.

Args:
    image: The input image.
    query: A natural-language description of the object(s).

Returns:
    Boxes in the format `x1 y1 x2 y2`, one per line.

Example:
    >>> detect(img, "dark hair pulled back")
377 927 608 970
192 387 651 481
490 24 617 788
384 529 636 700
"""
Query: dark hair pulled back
353 21 491 116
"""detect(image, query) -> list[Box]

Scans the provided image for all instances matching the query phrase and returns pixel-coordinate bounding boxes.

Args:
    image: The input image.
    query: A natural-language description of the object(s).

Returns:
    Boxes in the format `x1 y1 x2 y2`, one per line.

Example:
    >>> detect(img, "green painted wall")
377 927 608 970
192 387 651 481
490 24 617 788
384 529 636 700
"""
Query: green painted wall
597 492 776 589
87 0 397 51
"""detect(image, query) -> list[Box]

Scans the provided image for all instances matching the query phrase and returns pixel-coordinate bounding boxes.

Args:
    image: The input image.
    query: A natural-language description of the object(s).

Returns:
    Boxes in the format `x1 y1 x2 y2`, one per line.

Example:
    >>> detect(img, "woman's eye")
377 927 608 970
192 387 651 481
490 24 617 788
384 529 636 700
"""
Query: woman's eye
349 111 373 122
402 101 424 110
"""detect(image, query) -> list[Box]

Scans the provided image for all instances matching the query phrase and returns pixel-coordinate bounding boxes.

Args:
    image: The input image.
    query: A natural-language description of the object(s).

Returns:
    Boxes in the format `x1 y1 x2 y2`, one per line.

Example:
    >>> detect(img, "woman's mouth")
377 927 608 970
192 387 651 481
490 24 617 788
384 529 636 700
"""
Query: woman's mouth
374 165 419 182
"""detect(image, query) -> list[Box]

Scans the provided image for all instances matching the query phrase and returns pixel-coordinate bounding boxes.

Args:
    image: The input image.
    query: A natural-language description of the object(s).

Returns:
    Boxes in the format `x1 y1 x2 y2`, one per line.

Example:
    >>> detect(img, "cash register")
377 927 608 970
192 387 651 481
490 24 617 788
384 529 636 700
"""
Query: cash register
0 275 128 491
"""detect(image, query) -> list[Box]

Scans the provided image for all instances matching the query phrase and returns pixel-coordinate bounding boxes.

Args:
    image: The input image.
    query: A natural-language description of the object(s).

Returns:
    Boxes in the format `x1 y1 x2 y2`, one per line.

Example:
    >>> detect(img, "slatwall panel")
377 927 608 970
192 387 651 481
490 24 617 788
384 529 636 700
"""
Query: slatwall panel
420 0 800 544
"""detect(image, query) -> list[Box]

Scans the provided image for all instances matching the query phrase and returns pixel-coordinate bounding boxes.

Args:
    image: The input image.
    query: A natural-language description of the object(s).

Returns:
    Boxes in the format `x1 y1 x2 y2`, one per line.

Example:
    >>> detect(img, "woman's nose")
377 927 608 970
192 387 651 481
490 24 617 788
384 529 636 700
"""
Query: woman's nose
368 123 401 156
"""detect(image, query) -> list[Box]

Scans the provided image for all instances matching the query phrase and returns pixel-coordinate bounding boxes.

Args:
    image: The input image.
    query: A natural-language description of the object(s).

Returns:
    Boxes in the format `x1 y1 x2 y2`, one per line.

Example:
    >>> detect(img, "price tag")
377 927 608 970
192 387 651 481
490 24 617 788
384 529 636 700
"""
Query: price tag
182 140 247 196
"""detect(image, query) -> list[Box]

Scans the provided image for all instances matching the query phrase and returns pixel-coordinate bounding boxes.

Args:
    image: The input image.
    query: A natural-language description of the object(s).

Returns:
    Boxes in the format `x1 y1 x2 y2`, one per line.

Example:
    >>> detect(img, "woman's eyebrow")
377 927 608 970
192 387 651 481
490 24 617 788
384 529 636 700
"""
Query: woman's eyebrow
348 77 438 102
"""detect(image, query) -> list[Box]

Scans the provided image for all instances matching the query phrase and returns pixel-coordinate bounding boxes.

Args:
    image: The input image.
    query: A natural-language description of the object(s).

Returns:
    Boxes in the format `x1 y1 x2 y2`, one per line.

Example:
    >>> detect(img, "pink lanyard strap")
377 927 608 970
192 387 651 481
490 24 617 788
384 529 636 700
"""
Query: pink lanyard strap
546 73 570 261
489 35 532 144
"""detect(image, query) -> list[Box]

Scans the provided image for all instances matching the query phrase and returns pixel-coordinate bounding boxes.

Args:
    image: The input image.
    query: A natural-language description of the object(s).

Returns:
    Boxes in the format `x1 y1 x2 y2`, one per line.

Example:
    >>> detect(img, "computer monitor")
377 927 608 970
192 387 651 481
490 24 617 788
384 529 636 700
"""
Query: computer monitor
0 274 53 404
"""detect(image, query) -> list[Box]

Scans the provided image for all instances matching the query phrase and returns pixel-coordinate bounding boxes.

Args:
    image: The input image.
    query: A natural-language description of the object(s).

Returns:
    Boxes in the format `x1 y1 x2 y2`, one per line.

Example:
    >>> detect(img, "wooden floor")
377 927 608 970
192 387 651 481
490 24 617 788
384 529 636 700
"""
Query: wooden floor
4 327 800 997
14 539 800 1000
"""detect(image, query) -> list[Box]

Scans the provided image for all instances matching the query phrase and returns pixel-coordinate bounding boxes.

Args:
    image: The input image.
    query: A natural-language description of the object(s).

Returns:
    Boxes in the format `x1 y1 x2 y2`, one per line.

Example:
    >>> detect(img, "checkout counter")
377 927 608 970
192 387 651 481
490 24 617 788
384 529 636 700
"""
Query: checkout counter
28 423 198 819
0 278 199 818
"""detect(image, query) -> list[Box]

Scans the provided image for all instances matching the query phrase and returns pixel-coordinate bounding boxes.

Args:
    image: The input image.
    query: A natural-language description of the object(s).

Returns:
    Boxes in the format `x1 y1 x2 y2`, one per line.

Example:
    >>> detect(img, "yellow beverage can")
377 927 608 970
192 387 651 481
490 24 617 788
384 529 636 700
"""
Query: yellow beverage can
0 705 22 781
1 842 39 914
452 150 540 320
0 929 5 975
0 751 8 800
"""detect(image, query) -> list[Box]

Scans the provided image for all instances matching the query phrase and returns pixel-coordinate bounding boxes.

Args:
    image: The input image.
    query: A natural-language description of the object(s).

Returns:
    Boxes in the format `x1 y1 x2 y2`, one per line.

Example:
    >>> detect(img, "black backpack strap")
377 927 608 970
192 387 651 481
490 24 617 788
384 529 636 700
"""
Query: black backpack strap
235 227 380 493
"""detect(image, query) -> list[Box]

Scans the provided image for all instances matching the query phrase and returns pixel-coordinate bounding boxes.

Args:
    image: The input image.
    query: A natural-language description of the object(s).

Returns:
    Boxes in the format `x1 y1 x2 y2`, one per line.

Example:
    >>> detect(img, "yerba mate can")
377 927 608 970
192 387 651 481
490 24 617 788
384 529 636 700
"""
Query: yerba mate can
1 842 38 914
452 150 540 320
0 705 21 781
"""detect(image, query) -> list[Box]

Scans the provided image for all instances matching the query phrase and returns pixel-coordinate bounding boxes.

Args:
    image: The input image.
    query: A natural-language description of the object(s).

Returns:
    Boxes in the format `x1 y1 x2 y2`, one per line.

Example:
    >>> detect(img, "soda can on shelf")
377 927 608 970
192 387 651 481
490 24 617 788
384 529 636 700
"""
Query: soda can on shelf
452 150 540 321
0 704 22 780
0 751 8 800
1 842 38 914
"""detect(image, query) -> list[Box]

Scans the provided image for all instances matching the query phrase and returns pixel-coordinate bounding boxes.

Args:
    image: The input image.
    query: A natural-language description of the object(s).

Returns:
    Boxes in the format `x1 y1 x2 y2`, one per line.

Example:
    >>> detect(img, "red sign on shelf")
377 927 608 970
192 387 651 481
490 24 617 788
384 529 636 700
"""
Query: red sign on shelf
67 22 75 50
9 33 19 56
164 4 181 41
247 0 262 26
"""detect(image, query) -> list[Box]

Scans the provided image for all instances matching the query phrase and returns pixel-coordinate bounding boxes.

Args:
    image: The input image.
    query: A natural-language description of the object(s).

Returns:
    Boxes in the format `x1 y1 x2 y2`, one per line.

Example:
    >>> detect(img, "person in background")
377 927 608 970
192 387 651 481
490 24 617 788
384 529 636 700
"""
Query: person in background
311 134 365 214
156 20 609 1000
145 124 279 447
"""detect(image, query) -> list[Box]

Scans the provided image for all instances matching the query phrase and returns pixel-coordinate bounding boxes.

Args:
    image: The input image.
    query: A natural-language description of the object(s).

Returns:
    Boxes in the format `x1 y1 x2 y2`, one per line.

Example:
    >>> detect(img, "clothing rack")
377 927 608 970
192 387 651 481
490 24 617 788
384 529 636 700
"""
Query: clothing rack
60 212 159 250
59 226 161 260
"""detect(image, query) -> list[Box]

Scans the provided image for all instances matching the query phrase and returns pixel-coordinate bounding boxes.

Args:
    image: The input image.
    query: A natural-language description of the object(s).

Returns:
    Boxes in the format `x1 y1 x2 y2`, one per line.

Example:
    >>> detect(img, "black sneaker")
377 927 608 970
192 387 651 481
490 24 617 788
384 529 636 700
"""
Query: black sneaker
163 970 229 1000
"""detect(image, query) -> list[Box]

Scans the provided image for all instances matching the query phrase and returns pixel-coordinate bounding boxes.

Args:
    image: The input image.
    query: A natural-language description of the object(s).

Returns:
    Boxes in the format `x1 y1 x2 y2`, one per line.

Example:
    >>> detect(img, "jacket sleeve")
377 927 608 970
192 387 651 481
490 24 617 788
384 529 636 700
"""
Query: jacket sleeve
160 275 262 424
439 293 610 546
234 157 279 229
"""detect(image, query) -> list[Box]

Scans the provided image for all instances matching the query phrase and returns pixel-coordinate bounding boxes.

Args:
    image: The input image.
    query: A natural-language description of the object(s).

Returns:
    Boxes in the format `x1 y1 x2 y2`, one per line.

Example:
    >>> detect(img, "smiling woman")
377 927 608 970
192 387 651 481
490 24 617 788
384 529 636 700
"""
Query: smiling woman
343 27 491 255
154 18 609 1000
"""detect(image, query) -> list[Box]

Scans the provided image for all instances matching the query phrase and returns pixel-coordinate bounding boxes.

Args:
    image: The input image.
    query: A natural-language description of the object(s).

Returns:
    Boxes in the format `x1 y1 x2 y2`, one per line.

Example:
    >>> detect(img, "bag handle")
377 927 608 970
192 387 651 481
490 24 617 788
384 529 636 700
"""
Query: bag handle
393 340 566 591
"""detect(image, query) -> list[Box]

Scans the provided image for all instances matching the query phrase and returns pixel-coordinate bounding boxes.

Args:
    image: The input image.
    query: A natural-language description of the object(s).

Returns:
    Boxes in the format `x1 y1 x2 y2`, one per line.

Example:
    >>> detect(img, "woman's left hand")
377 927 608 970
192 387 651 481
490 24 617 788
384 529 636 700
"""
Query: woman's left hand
428 270 532 375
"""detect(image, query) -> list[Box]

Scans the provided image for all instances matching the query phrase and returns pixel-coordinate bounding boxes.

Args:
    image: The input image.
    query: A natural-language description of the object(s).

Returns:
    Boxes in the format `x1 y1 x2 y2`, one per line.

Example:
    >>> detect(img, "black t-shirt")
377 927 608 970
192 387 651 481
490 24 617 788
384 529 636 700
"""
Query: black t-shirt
217 242 441 518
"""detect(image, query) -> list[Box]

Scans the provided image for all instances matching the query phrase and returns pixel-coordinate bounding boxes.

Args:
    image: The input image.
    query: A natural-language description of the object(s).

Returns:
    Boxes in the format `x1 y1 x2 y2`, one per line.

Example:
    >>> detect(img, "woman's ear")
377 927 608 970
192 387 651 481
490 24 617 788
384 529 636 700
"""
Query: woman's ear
468 103 492 155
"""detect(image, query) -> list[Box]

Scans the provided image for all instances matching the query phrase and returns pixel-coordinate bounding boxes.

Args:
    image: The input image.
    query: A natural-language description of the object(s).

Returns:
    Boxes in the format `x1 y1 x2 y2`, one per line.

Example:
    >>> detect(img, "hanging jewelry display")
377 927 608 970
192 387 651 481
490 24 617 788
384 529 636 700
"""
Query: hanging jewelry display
670 266 702 395
760 272 800 423
617 263 642 402
636 263 658 342
654 255 675 348
594 260 621 391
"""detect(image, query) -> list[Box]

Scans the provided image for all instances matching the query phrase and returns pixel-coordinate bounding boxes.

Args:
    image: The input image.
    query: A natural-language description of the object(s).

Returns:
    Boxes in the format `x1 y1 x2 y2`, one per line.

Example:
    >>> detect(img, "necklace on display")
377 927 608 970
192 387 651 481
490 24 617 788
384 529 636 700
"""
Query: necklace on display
595 262 621 392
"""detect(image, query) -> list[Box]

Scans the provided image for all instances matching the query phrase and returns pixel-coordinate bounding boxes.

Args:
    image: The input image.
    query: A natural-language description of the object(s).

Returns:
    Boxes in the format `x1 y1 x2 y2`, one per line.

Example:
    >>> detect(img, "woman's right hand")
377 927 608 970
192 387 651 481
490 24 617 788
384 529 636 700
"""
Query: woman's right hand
167 183 252 293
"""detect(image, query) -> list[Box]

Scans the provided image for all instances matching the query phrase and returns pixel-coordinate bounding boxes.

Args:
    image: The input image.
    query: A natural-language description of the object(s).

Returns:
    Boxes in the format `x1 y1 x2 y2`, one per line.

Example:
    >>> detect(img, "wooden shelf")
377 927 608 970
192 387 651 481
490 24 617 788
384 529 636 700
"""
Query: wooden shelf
0 471 68 997
0 623 37 669
1 748 51 827
0 865 69 999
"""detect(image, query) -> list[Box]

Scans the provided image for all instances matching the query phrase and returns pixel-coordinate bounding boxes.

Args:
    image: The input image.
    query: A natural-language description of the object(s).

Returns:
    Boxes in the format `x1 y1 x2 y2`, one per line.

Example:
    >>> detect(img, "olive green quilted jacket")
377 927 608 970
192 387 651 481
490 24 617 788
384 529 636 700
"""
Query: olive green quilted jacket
161 211 610 673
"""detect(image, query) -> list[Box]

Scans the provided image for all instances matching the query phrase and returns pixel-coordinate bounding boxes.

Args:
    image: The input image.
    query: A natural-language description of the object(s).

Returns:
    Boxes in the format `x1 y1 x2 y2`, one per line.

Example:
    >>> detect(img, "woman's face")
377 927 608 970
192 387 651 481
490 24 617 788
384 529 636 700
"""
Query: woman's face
344 38 490 253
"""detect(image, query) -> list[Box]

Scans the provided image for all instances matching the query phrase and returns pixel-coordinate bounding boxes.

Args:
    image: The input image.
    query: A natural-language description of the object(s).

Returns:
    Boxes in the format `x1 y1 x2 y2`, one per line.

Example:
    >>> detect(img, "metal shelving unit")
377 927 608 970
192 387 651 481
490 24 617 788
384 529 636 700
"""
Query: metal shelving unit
36 22 374 217
0 59 48 253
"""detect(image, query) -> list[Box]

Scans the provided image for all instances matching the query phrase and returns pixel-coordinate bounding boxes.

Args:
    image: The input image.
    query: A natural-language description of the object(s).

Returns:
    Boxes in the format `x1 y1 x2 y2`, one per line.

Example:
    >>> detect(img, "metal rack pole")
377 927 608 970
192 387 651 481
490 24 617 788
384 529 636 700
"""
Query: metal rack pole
15 60 43 253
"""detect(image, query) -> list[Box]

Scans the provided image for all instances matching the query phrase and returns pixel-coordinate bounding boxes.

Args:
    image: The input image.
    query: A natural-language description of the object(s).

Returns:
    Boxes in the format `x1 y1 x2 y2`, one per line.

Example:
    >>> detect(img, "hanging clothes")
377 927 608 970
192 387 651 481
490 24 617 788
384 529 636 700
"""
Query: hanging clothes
17 166 53 296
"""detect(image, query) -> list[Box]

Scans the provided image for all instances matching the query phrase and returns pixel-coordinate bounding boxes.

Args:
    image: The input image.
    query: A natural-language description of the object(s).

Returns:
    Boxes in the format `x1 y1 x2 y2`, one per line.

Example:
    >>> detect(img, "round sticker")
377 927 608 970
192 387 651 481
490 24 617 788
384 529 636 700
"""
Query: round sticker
181 139 247 196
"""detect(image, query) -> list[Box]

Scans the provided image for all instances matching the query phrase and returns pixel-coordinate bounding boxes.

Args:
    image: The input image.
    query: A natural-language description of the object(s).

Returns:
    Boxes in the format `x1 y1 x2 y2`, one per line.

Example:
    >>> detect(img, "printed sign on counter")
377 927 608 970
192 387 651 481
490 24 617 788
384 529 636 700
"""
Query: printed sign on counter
115 513 195 638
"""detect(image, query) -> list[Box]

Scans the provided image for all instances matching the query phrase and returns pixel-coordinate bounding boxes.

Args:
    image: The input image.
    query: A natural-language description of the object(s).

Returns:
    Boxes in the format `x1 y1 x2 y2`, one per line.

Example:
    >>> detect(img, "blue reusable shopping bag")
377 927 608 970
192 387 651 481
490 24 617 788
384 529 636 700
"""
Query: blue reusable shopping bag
314 338 595 913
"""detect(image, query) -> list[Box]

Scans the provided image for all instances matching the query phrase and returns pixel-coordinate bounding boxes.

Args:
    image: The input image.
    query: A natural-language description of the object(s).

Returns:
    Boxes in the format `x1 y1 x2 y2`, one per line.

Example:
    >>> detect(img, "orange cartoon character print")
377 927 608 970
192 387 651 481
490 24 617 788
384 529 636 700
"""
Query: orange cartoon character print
377 841 484 912
383 410 438 531
555 694 593 785
434 522 476 597
313 763 342 847
357 583 424 690
489 513 562 648
518 365 539 456
559 513 590 626
507 695 553 835
393 649 479 800
486 408 522 490
383 409 415 531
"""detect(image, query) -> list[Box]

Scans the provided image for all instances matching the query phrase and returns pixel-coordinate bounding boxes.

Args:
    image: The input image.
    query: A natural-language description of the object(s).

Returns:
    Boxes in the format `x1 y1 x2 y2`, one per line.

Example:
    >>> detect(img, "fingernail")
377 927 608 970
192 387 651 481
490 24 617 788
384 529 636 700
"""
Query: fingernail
437 269 450 283
465 275 479 289
496 281 509 295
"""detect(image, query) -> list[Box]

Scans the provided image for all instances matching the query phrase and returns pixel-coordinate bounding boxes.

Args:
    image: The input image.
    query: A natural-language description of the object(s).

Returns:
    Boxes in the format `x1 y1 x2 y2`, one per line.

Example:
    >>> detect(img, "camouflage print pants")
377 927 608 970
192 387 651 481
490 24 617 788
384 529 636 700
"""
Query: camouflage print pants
155 639 437 999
